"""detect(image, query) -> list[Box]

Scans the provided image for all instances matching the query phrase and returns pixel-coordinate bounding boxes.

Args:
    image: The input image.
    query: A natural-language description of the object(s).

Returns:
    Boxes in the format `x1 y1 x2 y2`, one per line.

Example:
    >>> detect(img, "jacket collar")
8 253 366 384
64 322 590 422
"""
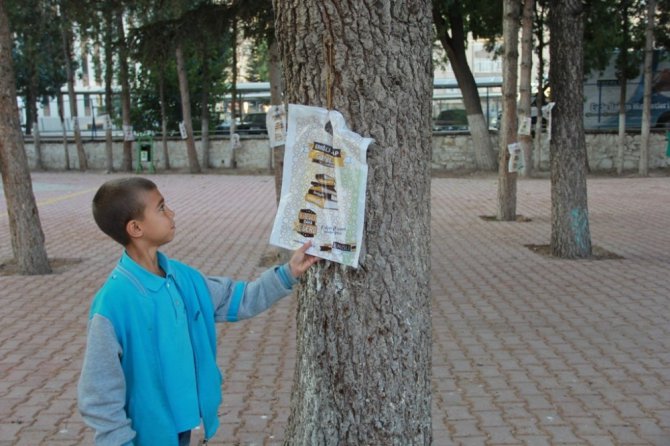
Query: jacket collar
117 251 174 292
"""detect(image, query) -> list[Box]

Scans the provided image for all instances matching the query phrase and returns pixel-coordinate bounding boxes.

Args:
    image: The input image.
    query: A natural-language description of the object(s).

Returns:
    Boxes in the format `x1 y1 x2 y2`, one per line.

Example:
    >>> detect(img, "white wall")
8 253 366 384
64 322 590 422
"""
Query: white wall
23 132 670 172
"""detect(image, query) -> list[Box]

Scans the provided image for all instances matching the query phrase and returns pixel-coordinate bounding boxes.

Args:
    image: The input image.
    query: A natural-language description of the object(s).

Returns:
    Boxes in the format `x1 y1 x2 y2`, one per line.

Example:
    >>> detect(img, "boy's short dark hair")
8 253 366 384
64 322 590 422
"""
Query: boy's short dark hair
92 177 158 246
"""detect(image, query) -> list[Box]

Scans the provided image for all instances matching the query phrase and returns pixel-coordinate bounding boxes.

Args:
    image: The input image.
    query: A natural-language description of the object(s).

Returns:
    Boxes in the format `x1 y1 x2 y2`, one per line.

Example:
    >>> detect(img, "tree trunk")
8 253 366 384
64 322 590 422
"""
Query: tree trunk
274 1 433 444
616 69 627 174
518 0 534 177
159 71 170 170
57 93 70 170
25 90 33 136
104 13 115 173
433 6 496 171
639 0 655 176
116 11 133 172
175 43 201 174
549 0 592 258
32 114 41 170
29 70 44 170
0 1 51 275
616 0 630 175
62 22 87 171
200 42 211 169
533 1 547 172
268 39 284 205
229 20 238 169
497 0 520 221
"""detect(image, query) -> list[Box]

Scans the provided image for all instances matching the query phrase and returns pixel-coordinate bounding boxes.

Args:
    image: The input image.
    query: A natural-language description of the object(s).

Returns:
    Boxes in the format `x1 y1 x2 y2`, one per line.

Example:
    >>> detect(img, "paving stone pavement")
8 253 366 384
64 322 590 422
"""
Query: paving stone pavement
0 172 668 446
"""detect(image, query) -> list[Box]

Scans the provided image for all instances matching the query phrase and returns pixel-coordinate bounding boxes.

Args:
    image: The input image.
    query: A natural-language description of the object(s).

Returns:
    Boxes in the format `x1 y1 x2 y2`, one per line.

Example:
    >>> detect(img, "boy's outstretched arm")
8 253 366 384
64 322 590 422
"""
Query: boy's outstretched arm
288 240 320 277
207 242 319 322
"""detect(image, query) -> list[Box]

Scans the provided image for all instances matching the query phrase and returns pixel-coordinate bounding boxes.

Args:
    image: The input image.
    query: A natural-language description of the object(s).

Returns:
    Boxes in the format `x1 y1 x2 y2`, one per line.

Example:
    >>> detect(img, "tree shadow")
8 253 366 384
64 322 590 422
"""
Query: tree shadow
0 258 84 276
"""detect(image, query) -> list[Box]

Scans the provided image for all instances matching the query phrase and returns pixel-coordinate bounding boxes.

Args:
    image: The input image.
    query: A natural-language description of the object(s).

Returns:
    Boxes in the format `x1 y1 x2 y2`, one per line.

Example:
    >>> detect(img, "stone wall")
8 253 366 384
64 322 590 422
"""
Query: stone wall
431 130 669 171
24 131 670 172
24 136 275 171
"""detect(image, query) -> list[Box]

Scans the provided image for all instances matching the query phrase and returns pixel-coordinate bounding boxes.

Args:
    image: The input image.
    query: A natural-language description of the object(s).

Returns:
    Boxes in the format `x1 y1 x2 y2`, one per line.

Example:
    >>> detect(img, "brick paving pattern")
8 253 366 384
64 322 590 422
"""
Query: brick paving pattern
0 172 668 445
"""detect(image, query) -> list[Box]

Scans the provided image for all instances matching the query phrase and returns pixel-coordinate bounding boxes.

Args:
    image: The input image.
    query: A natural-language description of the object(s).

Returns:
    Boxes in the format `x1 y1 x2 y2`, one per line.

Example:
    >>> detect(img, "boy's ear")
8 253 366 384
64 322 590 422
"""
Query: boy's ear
126 219 143 239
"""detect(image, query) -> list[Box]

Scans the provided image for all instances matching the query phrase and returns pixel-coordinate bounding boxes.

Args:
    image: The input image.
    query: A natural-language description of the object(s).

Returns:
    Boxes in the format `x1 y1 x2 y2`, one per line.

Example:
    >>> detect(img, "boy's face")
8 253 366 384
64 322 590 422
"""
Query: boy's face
135 188 176 247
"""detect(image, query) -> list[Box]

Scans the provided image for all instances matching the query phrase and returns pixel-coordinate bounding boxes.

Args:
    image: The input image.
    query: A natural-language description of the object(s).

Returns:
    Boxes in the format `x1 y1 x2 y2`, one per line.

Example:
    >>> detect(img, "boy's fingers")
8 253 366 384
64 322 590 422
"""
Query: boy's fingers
298 240 312 253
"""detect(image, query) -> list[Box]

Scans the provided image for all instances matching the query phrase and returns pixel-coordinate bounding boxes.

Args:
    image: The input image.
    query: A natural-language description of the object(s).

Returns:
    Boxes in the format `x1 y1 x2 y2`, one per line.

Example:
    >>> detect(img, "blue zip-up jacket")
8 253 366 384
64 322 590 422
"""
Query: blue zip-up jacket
78 251 296 446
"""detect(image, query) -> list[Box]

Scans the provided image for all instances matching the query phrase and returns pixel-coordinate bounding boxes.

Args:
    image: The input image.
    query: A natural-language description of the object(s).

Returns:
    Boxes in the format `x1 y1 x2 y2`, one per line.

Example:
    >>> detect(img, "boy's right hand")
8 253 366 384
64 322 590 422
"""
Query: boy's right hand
288 241 320 277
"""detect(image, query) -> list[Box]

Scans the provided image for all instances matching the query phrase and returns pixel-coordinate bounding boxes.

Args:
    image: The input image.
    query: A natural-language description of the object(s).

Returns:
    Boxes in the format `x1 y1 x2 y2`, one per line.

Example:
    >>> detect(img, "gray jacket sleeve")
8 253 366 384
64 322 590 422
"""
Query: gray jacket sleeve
78 314 135 446
206 263 297 322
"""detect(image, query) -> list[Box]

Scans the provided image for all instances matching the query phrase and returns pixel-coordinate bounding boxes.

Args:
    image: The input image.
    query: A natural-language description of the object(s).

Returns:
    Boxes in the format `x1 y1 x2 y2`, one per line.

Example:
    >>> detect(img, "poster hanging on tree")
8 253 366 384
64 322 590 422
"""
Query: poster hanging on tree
270 104 372 268
266 105 286 148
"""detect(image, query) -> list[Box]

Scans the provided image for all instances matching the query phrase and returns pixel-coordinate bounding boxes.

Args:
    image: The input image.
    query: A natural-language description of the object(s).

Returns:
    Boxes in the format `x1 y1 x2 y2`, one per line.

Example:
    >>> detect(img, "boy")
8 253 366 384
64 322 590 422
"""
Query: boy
78 177 317 446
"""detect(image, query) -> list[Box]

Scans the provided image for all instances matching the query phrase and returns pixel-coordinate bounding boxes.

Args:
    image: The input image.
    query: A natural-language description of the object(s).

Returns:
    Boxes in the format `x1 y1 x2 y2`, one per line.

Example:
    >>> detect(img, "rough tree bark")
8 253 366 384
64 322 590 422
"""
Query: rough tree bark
639 0 655 176
518 0 534 177
549 0 592 258
175 43 201 174
497 0 520 220
433 5 496 171
274 1 433 444
0 1 51 275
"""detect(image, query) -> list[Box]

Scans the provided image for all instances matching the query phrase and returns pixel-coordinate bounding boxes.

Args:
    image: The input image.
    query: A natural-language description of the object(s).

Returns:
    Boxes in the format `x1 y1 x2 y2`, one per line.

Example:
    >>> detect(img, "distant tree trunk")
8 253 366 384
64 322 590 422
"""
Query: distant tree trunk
104 13 115 173
639 0 655 176
497 0 520 221
229 20 238 169
549 0 592 258
616 0 630 175
28 68 44 170
267 36 289 262
274 1 433 444
32 112 42 170
268 40 283 103
518 0 534 177
433 5 496 171
533 1 547 172
268 39 284 205
175 42 201 174
158 71 170 170
57 93 70 170
62 22 87 171
0 1 51 275
116 11 133 172
24 91 33 136
200 42 211 169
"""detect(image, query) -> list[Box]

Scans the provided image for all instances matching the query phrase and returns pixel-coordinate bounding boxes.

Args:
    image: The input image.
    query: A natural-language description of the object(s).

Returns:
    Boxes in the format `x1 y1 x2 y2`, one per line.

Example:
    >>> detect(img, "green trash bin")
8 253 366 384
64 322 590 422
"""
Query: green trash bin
136 133 156 173
666 131 670 158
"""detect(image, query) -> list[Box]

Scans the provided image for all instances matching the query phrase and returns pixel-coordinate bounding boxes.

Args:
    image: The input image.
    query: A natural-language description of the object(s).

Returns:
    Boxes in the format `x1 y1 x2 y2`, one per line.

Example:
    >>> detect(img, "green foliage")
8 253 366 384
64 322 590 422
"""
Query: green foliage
657 0 670 48
583 0 660 81
246 39 268 82
433 0 503 49
8 0 67 100
126 1 234 132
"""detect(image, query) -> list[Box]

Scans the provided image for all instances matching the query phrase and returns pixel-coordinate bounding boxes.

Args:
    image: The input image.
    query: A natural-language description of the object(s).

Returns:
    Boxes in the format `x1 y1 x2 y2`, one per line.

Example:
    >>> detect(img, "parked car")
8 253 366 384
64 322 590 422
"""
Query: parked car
214 119 235 134
433 109 468 132
236 112 267 135
495 97 548 132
